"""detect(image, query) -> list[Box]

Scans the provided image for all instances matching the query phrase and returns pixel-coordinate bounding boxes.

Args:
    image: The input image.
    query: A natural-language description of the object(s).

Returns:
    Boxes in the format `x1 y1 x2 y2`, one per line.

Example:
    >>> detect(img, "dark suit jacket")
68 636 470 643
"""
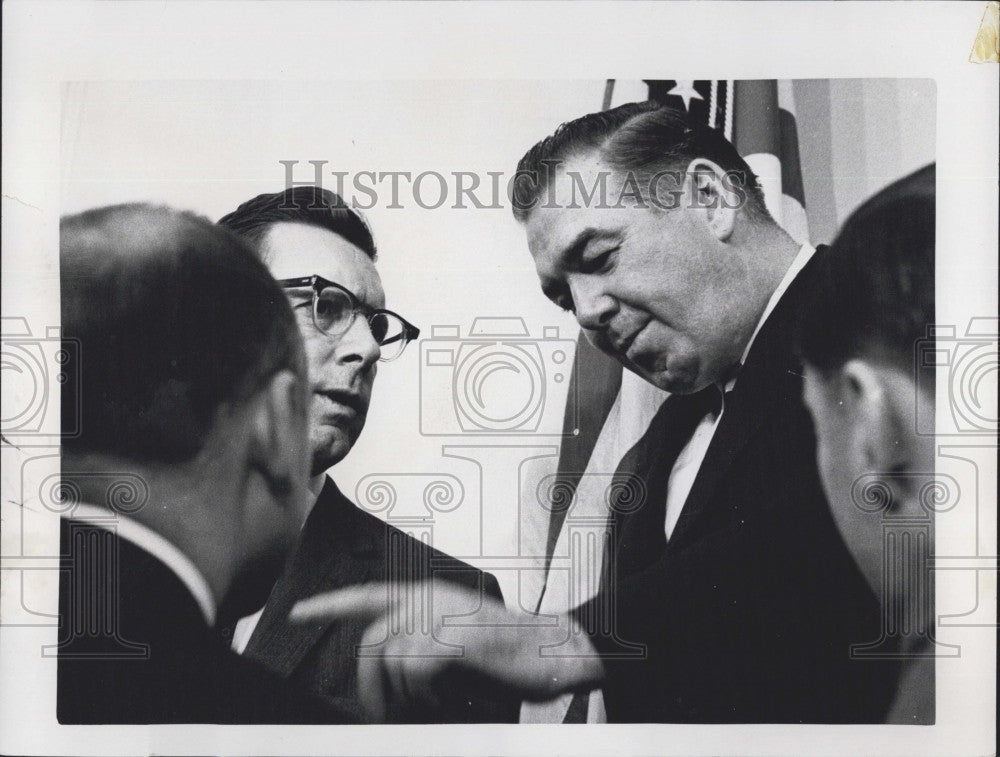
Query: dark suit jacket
57 516 357 724
242 476 518 723
572 246 902 723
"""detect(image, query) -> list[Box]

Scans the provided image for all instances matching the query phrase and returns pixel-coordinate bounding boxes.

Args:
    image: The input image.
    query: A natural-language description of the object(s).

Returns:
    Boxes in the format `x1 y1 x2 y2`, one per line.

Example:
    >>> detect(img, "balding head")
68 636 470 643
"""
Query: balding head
60 203 314 618
61 204 306 463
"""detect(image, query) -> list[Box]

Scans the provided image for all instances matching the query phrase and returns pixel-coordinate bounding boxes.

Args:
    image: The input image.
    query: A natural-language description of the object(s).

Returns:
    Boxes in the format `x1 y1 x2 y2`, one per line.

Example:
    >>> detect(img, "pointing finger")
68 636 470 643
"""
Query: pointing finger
289 583 399 624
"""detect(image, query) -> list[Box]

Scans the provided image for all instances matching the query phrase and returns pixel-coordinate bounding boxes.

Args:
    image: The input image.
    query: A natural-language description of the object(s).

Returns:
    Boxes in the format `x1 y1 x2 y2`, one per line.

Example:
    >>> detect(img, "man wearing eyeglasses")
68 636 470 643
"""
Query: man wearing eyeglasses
217 186 515 723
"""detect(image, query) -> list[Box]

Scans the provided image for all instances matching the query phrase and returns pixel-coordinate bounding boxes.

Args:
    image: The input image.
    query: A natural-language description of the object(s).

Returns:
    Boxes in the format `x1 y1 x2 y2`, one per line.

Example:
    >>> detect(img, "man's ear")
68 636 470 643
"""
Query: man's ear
839 359 909 474
246 369 309 500
685 157 740 242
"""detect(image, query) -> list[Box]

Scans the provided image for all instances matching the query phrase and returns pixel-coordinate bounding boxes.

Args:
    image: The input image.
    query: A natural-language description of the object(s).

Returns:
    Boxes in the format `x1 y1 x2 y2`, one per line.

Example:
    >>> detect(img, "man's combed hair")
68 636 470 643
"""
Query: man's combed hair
61 204 306 463
798 164 935 378
512 100 770 223
218 186 376 261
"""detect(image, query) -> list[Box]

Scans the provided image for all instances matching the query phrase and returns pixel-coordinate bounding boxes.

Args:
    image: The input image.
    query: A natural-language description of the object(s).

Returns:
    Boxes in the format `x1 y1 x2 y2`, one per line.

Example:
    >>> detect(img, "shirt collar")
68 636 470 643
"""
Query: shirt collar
66 503 217 627
724 243 816 394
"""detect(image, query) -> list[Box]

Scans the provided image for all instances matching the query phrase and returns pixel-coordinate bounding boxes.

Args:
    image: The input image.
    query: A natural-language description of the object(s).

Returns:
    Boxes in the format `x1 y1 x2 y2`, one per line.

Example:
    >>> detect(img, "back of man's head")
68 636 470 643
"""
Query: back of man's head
512 100 771 223
798 165 935 607
799 163 935 382
61 203 306 465
218 186 376 261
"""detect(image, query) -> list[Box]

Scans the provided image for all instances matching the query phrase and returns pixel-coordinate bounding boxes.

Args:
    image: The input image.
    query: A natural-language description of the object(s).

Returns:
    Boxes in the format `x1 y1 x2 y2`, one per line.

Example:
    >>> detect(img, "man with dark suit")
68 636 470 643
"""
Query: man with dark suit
56 204 356 723
292 102 899 723
218 188 515 723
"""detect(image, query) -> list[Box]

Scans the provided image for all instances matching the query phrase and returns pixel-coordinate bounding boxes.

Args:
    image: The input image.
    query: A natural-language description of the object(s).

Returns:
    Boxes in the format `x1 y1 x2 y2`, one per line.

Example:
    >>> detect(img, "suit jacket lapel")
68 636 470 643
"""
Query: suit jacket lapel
245 477 378 677
667 246 826 551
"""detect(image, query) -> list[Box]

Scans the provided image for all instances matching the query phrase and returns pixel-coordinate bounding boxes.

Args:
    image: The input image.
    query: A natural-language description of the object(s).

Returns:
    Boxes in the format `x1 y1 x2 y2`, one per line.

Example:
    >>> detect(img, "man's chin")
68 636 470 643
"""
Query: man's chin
309 433 356 476
623 360 696 394
311 453 347 477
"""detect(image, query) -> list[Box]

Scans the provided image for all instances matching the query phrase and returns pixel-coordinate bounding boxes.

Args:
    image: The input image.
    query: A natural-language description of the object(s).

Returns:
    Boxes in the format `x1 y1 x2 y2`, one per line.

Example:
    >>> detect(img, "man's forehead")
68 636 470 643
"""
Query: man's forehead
262 221 384 306
547 154 612 208
526 178 624 258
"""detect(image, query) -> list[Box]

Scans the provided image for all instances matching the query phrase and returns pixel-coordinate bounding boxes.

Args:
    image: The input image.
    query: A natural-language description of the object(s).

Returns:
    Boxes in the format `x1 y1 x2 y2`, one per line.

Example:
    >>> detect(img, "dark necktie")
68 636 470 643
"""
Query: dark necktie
562 383 723 723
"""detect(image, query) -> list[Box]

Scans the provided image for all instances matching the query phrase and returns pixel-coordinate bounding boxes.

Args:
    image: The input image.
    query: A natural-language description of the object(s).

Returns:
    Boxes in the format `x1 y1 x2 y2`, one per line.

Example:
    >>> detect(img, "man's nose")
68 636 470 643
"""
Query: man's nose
335 316 381 367
570 277 616 332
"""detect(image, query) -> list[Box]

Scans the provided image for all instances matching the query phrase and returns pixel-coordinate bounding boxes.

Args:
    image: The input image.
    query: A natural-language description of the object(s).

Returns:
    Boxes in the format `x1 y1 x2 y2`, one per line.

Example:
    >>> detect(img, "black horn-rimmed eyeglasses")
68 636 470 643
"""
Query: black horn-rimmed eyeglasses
278 275 420 362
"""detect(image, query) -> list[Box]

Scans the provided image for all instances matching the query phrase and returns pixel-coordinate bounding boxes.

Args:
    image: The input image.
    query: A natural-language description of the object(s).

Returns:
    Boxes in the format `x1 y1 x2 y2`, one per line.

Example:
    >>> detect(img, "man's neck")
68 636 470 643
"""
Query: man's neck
62 459 239 614
739 238 815 367
743 224 802 310
722 225 803 373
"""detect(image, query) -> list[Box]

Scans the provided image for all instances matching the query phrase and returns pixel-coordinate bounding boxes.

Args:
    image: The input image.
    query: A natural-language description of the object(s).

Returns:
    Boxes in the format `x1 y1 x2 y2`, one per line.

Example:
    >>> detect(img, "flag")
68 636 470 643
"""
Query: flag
729 79 810 244
522 80 811 724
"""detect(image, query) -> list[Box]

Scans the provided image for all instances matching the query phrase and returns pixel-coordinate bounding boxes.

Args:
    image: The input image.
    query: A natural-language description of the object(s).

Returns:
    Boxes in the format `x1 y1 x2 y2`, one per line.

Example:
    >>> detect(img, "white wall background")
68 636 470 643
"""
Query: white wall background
794 78 936 243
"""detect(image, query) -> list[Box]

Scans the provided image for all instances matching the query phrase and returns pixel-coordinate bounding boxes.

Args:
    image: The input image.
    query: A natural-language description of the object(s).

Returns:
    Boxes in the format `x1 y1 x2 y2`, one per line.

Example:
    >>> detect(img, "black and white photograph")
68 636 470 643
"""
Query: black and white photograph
1 2 996 756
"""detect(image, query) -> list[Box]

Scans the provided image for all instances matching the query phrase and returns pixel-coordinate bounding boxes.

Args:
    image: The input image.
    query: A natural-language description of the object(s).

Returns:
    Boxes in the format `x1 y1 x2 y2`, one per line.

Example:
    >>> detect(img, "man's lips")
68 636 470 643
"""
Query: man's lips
314 389 365 416
611 324 645 358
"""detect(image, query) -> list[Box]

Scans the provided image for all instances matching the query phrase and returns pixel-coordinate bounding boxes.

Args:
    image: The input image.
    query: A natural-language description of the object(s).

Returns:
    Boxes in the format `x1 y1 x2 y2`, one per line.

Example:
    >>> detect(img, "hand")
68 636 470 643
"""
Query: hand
290 581 604 722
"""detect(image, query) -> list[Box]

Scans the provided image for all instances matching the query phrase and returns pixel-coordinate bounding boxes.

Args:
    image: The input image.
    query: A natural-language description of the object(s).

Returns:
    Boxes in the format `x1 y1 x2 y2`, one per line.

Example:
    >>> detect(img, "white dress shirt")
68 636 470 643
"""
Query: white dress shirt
67 503 217 627
231 607 264 653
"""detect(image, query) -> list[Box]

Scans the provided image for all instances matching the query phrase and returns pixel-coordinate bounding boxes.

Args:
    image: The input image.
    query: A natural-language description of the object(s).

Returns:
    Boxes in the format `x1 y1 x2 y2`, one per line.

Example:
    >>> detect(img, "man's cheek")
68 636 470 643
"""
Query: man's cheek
815 442 838 502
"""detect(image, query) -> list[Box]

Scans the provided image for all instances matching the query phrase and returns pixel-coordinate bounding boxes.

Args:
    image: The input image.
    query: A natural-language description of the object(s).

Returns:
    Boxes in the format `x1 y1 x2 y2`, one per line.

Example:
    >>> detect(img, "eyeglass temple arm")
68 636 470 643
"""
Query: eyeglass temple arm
380 325 419 347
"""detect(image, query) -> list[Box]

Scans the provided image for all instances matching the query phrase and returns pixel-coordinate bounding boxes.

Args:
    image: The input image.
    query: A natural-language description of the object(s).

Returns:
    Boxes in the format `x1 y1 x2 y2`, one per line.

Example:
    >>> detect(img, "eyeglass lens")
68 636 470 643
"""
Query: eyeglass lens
315 286 407 360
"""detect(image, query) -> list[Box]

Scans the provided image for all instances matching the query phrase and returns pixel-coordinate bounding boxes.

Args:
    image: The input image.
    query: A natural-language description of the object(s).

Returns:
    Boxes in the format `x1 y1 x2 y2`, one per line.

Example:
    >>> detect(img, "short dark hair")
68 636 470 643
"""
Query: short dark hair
217 186 376 261
798 164 935 379
511 100 770 223
61 204 306 463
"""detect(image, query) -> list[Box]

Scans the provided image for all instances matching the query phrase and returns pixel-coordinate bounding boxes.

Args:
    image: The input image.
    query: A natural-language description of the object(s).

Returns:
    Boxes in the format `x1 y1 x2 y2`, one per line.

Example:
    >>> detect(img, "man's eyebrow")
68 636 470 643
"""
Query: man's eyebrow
558 228 618 268
538 228 617 303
